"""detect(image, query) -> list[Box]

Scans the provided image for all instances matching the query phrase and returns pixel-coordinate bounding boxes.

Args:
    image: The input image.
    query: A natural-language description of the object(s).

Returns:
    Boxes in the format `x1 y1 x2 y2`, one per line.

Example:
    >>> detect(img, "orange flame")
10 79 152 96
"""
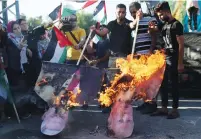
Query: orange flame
67 88 81 108
98 50 166 107
52 88 81 110
36 78 48 86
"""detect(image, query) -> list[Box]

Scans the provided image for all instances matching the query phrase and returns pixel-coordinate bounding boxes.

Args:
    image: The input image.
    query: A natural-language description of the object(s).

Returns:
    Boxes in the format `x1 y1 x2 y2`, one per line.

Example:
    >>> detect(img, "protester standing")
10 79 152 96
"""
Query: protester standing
17 19 29 40
151 1 184 119
60 14 86 65
91 4 133 68
186 0 199 32
128 1 159 114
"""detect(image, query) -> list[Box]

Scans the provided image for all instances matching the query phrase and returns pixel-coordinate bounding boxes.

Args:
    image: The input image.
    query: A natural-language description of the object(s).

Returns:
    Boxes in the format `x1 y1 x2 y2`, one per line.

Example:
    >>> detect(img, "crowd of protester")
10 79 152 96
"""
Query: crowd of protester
0 1 185 127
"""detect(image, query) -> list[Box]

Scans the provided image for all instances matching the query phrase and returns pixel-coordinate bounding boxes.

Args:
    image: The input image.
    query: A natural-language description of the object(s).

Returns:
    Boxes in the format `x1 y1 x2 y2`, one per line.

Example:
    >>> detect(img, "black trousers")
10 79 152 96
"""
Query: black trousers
160 54 179 109
188 6 198 30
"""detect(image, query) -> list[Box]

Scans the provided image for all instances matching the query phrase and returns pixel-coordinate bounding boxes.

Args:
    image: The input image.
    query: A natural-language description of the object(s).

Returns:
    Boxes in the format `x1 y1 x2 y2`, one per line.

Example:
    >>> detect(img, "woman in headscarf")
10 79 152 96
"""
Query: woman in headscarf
6 21 32 87
4 21 33 119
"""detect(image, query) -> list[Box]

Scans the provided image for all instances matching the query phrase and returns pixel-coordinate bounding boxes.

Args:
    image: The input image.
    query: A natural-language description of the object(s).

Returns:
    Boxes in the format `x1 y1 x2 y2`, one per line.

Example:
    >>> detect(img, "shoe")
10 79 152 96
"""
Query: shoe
189 29 192 32
167 109 180 119
20 113 31 120
150 108 168 116
102 107 111 113
140 102 157 114
136 102 148 111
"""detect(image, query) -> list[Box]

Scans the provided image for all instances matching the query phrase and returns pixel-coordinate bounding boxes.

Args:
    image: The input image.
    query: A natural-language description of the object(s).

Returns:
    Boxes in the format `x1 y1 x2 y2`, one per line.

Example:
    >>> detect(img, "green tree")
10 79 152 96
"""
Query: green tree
76 11 96 35
27 16 43 30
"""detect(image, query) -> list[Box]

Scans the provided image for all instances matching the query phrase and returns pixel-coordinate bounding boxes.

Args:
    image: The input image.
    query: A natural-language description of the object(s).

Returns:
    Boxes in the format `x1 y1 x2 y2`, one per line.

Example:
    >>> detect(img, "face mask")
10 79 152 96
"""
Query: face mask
61 20 77 32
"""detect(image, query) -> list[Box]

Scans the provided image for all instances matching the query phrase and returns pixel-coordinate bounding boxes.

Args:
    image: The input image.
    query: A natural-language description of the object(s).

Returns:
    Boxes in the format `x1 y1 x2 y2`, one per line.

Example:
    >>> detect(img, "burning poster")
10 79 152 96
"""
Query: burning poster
35 62 104 105
99 50 166 138
34 62 104 135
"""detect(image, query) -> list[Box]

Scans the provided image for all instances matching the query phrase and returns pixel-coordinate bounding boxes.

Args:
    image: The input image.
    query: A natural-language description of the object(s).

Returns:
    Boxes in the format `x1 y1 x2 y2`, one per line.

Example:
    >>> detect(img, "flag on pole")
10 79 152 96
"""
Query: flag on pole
93 1 105 16
93 0 107 25
82 0 98 9
42 27 73 63
49 4 62 21
54 26 73 47
61 1 82 18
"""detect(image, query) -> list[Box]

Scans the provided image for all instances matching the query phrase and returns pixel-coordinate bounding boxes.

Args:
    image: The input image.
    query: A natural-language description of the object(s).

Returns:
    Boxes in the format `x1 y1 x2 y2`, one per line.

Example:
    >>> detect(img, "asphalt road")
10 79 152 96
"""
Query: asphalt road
1 99 201 139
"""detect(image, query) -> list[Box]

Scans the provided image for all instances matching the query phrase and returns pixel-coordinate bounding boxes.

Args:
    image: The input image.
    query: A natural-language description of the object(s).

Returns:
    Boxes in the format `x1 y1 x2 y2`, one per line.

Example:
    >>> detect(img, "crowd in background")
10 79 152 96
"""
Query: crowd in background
0 1 189 127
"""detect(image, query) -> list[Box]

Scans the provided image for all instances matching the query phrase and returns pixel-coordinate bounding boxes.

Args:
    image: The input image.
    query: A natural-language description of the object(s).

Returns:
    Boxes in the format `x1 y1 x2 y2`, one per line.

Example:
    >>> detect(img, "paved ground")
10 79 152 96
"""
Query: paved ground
1 99 201 139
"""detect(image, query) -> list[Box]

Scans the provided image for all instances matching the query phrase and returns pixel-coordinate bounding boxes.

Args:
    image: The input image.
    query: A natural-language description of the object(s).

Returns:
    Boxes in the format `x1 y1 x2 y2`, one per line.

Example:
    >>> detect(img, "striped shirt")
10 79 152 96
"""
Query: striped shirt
132 17 156 54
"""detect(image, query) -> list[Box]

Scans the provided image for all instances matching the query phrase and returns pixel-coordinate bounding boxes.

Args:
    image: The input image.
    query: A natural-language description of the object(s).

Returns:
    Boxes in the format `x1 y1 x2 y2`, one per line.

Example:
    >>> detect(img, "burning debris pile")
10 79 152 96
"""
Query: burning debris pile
98 50 166 138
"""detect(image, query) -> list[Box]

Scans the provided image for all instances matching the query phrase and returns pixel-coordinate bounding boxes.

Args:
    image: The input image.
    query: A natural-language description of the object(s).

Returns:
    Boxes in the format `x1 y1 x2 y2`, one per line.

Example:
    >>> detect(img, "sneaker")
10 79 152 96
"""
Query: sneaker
136 102 148 111
140 102 157 114
167 109 180 119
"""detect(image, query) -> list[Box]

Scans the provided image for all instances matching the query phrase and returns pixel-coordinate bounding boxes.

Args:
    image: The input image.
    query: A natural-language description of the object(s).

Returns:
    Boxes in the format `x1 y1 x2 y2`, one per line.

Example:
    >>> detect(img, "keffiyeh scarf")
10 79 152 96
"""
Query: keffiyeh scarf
8 33 28 73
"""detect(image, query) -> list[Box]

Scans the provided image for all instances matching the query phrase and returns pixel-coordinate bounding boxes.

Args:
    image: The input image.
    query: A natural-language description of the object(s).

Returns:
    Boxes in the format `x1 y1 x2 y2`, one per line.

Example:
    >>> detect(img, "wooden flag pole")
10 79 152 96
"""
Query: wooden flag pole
12 102 21 124
76 30 93 66
82 55 91 63
3 72 21 124
131 19 140 59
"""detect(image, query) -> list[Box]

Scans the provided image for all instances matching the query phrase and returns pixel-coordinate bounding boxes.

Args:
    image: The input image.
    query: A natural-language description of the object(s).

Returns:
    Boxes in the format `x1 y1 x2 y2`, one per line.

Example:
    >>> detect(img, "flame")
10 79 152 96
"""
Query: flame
36 78 48 86
98 50 166 107
55 96 61 106
66 89 81 108
52 87 81 110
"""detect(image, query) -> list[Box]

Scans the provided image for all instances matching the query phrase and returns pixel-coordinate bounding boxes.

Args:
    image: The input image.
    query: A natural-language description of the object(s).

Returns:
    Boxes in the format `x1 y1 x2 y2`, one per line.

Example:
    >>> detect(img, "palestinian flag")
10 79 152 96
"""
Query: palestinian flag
82 0 98 9
42 27 73 64
0 70 13 103
93 0 107 25
61 1 82 18
49 4 62 21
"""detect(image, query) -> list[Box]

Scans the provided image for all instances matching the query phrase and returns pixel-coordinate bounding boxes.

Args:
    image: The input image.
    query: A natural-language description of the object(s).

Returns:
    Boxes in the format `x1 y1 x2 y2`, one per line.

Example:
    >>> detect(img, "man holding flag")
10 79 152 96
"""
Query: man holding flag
91 4 132 59
60 14 86 65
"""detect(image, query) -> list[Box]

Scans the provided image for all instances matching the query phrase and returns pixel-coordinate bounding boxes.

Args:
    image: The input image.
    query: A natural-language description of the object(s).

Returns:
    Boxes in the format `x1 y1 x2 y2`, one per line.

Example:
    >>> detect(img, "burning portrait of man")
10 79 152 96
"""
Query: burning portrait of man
99 50 166 138
34 62 104 135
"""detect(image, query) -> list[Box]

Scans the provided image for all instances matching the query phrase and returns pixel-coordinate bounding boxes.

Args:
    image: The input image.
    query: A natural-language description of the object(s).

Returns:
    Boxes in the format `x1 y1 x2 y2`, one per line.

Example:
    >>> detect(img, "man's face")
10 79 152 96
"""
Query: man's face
116 8 126 21
129 7 138 19
20 20 28 31
157 11 169 22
